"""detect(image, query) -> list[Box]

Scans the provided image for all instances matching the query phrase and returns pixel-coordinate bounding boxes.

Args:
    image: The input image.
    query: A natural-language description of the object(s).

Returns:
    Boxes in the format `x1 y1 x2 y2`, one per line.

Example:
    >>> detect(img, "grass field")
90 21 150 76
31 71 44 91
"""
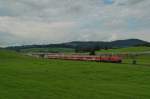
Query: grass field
21 47 75 53
20 46 150 56
97 46 150 53
0 49 150 99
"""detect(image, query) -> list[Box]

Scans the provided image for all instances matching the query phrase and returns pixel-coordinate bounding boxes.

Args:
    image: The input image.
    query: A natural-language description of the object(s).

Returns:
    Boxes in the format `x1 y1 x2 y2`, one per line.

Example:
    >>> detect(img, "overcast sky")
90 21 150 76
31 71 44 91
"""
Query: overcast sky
0 0 150 47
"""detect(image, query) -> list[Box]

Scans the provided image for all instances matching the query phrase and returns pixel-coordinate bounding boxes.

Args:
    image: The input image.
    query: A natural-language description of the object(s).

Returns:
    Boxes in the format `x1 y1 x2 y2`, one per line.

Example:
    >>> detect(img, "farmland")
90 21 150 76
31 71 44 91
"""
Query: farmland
0 49 150 99
20 47 75 53
97 46 150 53
18 46 150 54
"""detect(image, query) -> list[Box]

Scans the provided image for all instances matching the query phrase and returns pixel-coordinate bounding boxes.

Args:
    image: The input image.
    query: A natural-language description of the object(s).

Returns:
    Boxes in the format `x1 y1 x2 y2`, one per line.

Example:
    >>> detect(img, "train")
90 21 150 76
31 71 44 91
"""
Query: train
45 54 122 63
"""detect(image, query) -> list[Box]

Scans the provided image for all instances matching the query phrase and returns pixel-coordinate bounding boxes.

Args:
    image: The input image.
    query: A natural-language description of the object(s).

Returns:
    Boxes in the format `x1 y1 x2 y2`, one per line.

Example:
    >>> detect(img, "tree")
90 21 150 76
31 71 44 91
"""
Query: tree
89 50 96 55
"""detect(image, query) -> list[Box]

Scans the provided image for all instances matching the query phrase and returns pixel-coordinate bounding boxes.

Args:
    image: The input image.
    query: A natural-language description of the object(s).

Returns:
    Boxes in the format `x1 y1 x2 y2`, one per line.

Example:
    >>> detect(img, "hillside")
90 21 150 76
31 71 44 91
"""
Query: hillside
97 46 150 53
0 49 150 99
20 47 75 53
6 39 149 52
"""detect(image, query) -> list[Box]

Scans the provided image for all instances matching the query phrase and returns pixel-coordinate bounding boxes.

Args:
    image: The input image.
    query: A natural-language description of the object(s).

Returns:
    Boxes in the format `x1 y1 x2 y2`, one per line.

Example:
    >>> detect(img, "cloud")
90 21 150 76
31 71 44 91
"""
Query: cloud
0 0 150 46
103 0 114 5
0 16 76 44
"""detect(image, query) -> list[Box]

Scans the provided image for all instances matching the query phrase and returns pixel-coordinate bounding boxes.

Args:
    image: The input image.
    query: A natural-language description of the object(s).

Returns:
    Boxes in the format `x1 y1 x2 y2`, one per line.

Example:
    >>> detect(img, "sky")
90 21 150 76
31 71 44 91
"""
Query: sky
0 0 150 47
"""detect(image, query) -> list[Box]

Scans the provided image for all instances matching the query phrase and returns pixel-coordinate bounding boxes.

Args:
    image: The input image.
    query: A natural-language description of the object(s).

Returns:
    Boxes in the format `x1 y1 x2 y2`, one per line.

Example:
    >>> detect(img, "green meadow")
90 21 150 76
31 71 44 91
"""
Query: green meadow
21 47 75 53
0 49 150 99
97 46 150 53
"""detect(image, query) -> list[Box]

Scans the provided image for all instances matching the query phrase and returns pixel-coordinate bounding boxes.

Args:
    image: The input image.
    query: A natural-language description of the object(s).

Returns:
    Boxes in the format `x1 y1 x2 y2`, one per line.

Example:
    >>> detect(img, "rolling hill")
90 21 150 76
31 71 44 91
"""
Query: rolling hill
6 39 149 52
97 46 150 53
0 49 150 99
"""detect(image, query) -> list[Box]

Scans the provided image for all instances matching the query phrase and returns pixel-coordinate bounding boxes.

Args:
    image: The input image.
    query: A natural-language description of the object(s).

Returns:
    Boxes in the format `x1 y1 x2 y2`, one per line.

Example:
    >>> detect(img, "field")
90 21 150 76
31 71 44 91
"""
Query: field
20 46 150 55
0 49 150 99
97 46 150 53
20 47 75 53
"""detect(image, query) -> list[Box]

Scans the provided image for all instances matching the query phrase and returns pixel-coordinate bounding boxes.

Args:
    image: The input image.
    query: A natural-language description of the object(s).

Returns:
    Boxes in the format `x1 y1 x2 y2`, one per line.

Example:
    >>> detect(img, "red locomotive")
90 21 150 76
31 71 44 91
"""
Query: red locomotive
46 54 122 63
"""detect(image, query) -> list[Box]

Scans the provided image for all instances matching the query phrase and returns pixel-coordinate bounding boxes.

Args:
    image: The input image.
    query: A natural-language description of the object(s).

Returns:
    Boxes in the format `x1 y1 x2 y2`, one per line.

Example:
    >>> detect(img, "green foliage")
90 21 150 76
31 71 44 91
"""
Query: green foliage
135 43 150 47
89 50 96 55
0 49 150 99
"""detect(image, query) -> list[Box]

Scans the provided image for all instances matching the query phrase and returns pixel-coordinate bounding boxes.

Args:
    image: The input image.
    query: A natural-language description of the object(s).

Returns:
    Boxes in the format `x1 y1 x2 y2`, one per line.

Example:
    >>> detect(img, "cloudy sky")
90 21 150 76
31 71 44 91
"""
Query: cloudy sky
0 0 150 47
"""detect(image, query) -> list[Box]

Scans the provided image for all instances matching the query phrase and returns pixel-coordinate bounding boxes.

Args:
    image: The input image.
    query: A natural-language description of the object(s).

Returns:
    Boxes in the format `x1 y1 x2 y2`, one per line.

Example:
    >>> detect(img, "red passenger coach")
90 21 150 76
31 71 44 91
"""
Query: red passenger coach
46 53 122 63
109 56 122 63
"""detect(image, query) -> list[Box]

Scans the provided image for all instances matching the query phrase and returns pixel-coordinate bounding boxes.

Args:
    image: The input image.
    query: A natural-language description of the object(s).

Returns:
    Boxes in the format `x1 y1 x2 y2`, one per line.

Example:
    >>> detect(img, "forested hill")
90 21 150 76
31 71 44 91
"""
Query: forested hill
6 39 149 51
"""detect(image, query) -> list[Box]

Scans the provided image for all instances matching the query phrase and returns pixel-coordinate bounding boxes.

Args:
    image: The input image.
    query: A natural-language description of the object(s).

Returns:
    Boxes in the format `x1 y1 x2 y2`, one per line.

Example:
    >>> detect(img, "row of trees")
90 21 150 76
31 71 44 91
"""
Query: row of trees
74 46 112 55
